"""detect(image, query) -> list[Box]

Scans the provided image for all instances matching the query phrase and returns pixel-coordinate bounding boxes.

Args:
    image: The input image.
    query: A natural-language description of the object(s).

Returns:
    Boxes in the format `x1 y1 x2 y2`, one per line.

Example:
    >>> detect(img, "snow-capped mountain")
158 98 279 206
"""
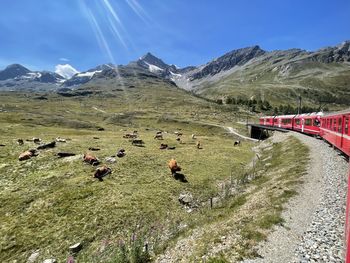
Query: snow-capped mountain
1 40 349 96
63 64 115 87
0 64 65 91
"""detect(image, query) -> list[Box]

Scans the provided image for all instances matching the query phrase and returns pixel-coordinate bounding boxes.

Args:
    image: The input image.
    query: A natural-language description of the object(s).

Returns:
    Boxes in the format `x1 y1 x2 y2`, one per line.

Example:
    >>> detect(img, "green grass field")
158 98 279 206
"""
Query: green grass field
0 83 308 262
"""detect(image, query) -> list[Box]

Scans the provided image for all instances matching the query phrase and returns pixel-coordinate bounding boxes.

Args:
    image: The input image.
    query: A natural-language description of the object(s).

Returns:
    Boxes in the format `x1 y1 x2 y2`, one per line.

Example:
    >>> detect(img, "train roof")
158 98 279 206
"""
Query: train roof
294 112 323 118
322 108 350 117
274 114 296 118
261 112 323 119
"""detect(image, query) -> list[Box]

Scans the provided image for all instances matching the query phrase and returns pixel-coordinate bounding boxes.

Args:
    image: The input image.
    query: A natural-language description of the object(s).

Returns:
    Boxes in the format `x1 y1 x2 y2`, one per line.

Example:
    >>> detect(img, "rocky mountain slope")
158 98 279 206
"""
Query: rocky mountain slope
1 41 349 108
0 64 65 91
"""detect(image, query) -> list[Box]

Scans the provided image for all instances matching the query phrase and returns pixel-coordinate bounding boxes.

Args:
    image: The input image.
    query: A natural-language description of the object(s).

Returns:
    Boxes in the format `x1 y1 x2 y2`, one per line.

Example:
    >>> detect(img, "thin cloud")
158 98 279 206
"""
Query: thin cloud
59 57 70 62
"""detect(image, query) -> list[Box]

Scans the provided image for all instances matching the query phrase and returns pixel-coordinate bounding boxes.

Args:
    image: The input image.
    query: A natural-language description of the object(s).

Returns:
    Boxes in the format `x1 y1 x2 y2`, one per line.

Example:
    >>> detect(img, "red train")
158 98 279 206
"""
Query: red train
259 109 350 262
259 110 349 156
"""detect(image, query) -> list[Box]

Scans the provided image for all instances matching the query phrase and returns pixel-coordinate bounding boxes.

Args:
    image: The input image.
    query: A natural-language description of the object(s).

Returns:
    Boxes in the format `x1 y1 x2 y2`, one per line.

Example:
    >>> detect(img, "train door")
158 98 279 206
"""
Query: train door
344 115 350 155
301 118 304 133
278 118 281 128
341 115 346 148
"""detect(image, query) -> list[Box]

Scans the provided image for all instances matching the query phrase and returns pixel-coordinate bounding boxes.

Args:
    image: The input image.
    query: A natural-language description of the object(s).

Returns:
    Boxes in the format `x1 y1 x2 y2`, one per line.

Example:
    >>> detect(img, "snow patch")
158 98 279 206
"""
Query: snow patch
76 70 102 78
55 64 79 79
144 62 163 73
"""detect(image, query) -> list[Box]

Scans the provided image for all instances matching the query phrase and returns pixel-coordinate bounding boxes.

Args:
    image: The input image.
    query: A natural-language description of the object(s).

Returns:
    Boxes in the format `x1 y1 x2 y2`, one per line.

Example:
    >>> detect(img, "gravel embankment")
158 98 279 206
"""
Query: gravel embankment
243 131 348 263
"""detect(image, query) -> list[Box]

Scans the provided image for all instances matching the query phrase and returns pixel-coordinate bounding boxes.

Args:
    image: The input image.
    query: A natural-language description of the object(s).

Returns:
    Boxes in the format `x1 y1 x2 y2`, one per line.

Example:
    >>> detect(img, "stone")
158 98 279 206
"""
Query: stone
178 193 193 206
27 250 40 262
42 259 56 263
105 157 116 163
69 242 82 253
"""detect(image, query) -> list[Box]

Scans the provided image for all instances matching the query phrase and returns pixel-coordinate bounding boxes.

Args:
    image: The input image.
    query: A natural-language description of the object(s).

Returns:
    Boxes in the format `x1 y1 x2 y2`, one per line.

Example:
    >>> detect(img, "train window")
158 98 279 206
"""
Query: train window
295 119 300 125
330 119 332 129
305 119 311 126
346 118 349 135
333 119 337 131
338 118 342 133
314 119 320 127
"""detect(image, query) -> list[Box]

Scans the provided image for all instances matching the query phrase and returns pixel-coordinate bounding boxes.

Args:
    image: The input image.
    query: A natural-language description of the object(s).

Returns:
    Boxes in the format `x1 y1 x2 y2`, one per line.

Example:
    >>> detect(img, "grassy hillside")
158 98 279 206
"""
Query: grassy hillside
194 52 350 112
0 79 308 262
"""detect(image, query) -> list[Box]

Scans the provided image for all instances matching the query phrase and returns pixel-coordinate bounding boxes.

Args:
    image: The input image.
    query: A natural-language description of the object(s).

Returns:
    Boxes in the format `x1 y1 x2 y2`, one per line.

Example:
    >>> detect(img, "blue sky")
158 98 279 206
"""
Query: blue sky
0 0 349 73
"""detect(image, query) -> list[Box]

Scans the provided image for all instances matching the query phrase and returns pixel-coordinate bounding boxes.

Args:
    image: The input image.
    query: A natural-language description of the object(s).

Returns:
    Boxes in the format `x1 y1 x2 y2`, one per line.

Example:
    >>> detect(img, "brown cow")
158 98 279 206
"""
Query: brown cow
19 149 38 161
83 153 100 165
94 166 112 181
168 158 181 175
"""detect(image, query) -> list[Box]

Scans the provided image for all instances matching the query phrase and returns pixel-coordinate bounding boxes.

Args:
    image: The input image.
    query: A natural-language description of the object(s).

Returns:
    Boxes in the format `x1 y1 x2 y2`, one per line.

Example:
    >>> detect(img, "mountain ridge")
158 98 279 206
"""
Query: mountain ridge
1 40 349 108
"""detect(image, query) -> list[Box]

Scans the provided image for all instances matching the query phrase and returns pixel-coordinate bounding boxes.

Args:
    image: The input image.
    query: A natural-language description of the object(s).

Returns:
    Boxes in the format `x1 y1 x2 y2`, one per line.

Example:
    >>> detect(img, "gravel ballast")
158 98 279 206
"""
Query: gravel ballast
243 131 348 263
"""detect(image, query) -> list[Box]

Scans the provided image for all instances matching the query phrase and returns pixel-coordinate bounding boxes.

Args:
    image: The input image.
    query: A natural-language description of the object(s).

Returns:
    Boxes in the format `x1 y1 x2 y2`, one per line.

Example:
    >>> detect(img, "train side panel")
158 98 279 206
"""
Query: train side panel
321 113 350 156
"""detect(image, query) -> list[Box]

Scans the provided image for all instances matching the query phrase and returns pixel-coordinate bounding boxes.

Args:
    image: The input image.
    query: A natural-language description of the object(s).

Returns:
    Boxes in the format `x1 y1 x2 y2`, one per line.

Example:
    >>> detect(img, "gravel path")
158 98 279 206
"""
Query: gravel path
226 127 259 142
243 131 348 263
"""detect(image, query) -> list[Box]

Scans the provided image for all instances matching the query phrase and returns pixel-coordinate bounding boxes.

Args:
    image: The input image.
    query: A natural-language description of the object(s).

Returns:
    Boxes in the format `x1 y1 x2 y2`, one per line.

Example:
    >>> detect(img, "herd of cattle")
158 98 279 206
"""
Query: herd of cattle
14 129 236 181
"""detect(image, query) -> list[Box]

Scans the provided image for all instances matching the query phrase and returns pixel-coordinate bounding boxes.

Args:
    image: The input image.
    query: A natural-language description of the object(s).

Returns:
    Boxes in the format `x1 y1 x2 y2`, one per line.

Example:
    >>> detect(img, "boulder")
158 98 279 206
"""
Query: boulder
27 250 40 263
69 242 82 253
178 193 194 206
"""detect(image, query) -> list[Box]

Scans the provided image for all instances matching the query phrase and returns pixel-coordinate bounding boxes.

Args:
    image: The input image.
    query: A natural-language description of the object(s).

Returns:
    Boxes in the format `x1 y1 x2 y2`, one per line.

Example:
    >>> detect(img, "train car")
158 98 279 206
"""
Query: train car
293 112 323 136
320 109 350 156
346 162 350 263
259 116 274 126
273 114 296 129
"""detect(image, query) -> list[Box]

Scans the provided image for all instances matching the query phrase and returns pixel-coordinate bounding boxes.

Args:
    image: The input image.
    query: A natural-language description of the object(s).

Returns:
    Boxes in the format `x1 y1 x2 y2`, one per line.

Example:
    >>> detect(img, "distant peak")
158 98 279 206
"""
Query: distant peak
138 52 169 70
5 64 30 71
140 52 158 60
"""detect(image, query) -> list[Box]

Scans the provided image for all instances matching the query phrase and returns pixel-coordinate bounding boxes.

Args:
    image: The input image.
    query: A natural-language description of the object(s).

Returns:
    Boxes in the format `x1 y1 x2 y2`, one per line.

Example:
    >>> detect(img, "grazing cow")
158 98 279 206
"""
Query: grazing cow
37 141 56 150
168 158 181 175
234 140 241 146
174 131 183 136
123 133 137 139
154 133 163 140
160 143 168 149
33 138 41 144
83 153 100 165
117 149 125 158
55 137 66 143
17 139 24 145
94 166 112 181
131 139 144 146
196 141 202 149
88 147 100 151
19 149 38 161
57 152 76 158
191 134 196 140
